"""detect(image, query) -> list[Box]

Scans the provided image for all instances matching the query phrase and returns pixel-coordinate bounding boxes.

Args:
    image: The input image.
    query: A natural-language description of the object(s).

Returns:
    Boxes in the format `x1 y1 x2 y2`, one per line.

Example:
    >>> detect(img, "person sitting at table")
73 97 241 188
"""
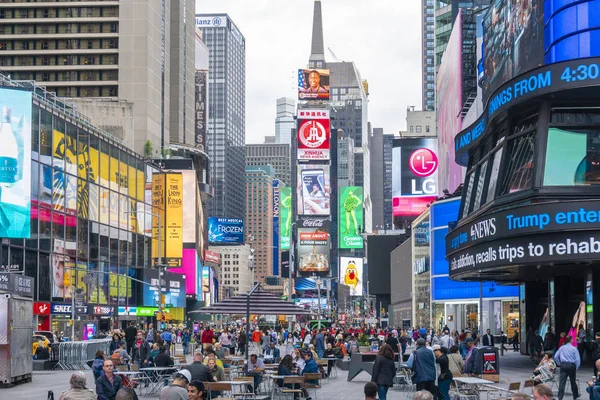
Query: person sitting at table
292 348 305 373
187 380 205 400
447 346 465 377
323 343 337 377
159 369 191 400
214 342 229 361
247 353 265 394
204 348 224 369
586 360 600 400
96 359 123 400
307 344 319 361
184 351 214 383
532 351 556 385
207 358 226 381
154 345 174 367
278 354 310 400
266 342 281 362
60 371 96 400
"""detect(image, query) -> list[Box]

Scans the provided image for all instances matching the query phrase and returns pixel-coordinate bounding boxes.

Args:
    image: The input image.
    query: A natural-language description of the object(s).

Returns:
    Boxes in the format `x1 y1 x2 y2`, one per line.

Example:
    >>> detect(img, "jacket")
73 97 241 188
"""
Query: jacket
154 352 174 367
371 355 396 387
95 374 123 400
58 388 96 400
315 334 325 351
482 334 494 346
411 346 436 384
184 361 214 383
302 358 320 384
92 358 104 381
209 364 226 381
132 340 151 364
464 347 483 375
448 353 465 376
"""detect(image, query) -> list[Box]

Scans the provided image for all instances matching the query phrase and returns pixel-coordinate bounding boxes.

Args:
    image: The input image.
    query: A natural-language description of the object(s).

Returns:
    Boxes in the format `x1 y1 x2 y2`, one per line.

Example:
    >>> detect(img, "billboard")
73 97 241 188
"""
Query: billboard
437 10 464 194
297 165 330 216
194 70 207 150
279 187 292 249
297 109 330 161
297 218 330 274
152 173 183 267
339 186 364 249
169 248 200 296
339 257 363 297
142 269 185 308
392 138 438 217
0 88 32 238
298 68 330 100
208 217 245 245
272 180 280 276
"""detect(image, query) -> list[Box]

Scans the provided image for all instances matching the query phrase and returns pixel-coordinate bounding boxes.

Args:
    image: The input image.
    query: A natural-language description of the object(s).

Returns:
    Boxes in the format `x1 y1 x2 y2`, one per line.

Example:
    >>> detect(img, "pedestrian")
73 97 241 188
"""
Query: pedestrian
586 360 600 400
407 338 436 395
124 322 137 356
238 328 247 355
554 335 581 400
160 329 173 357
558 331 568 348
482 329 494 347
261 328 271 355
513 331 520 352
159 369 191 400
577 323 588 361
414 390 434 400
315 328 325 359
364 382 378 400
448 346 465 377
182 328 191 356
433 345 453 400
92 350 106 382
109 333 121 355
131 332 150 368
146 323 155 344
371 344 396 400
59 371 96 400
464 338 483 376
96 359 123 400
251 327 262 355
154 346 174 367
202 325 215 352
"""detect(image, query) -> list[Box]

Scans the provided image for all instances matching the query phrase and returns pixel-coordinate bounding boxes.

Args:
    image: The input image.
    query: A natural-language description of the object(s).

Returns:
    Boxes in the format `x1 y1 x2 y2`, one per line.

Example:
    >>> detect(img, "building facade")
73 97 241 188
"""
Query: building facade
196 14 246 220
209 245 252 297
245 166 275 283
406 109 436 136
246 143 290 187
383 134 394 229
421 0 435 111
0 0 197 155
337 132 355 188
390 238 413 328
370 128 385 229
275 97 295 145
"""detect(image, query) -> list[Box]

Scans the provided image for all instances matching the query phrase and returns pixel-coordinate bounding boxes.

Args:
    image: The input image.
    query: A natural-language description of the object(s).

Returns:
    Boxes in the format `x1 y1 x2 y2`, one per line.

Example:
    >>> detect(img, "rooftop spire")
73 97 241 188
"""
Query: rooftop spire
308 1 326 68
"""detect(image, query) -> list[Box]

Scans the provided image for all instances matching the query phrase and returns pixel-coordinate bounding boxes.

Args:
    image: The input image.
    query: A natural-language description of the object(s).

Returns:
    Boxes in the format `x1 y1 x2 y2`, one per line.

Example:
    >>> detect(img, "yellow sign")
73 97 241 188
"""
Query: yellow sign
165 173 183 265
151 173 166 263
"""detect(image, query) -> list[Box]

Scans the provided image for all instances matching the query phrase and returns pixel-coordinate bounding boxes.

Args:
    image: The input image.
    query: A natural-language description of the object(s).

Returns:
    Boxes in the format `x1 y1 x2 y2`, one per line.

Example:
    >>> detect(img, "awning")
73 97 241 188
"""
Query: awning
188 287 312 316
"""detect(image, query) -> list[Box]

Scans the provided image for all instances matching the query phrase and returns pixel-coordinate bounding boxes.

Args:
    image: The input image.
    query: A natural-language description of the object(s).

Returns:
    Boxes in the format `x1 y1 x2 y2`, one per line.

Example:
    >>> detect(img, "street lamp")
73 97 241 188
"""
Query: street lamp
288 221 297 333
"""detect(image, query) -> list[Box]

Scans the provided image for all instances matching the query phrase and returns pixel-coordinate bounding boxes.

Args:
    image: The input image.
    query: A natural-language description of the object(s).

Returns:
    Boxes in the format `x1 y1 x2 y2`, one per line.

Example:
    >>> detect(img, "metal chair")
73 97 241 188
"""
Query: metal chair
279 376 305 400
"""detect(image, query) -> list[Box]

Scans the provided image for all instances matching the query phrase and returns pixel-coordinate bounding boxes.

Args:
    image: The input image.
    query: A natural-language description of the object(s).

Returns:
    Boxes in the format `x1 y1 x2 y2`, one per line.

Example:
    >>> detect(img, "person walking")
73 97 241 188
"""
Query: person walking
371 344 396 400
124 322 137 357
407 338 436 395
202 325 215 352
238 328 247 355
482 329 494 347
315 328 326 359
131 332 150 368
554 335 581 400
182 329 191 356
146 324 155 344
433 346 453 400
513 331 520 352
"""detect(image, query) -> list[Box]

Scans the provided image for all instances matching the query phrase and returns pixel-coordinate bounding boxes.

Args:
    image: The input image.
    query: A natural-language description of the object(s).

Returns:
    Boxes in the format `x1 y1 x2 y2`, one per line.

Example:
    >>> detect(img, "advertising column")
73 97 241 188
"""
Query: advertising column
152 172 184 268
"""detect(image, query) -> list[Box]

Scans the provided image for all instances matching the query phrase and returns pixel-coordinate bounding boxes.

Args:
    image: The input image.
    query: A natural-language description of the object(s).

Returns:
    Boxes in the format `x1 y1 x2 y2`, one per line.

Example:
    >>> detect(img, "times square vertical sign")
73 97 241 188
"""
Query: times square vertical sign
195 71 207 151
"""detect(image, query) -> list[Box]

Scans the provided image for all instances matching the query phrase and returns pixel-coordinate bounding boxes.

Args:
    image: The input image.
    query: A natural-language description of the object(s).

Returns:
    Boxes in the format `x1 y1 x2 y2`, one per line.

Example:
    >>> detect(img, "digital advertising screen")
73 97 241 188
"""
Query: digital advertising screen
143 269 185 308
339 186 364 249
297 165 330 216
339 257 363 297
297 109 330 161
0 88 32 238
392 138 438 217
298 68 330 100
279 187 292 249
297 218 330 274
208 217 245 245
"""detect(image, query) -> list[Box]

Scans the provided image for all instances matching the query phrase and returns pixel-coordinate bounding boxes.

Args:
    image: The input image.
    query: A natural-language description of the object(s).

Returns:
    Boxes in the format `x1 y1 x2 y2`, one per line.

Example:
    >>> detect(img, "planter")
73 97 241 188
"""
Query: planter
359 345 371 353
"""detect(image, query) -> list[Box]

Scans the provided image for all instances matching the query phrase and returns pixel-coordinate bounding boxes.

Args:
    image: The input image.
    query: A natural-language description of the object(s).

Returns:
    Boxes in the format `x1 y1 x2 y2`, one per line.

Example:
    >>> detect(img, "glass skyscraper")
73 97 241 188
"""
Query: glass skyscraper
196 14 246 219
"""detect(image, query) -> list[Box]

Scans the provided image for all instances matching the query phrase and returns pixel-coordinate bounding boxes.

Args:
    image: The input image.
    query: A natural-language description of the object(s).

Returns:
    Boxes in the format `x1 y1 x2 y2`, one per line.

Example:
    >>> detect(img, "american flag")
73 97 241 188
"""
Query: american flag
298 69 306 90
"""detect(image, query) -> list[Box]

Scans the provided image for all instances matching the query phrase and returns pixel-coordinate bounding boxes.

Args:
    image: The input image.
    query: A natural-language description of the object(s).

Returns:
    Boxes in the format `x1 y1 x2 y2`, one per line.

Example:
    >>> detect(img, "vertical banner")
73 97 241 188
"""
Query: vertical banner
0 88 32 238
152 173 183 267
279 187 292 249
273 180 280 276
195 70 207 151
339 186 364 249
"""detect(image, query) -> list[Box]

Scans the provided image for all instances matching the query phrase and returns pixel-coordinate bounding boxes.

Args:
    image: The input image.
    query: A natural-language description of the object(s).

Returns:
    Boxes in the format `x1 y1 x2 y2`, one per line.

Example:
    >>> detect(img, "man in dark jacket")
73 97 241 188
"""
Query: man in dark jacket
124 322 137 356
183 352 215 383
154 346 174 367
131 332 150 367
482 329 494 347
96 359 123 400
407 338 436 394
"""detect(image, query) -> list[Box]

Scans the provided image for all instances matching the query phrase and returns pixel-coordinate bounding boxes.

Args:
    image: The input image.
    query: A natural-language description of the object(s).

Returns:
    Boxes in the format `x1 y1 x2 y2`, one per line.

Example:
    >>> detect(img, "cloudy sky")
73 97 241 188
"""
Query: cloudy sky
195 0 422 144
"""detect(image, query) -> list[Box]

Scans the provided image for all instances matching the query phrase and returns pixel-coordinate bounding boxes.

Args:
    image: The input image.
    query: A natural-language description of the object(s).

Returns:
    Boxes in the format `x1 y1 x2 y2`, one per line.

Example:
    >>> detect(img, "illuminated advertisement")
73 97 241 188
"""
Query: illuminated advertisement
298 68 330 100
279 187 292 249
437 10 463 194
152 173 183 267
142 269 185 308
297 218 330 274
272 180 280 276
0 88 32 238
339 257 363 296
338 186 363 249
297 109 330 161
392 138 438 217
297 165 330 216
208 217 245 245
169 248 200 296
204 250 220 265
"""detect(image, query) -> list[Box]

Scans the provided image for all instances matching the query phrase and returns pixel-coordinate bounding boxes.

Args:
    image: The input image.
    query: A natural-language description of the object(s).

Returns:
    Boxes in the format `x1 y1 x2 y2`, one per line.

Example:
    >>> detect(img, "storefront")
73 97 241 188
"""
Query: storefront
50 303 88 340
413 198 518 332
33 301 51 331
445 0 600 351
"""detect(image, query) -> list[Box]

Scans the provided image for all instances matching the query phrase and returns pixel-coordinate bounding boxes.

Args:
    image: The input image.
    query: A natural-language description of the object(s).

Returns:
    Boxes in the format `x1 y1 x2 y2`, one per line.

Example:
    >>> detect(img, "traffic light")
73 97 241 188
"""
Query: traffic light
160 294 166 305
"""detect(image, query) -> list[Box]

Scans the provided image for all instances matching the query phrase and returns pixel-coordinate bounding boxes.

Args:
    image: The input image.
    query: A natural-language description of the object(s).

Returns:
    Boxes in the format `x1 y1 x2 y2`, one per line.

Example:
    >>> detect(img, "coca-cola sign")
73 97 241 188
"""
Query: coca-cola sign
299 218 328 228
297 219 330 275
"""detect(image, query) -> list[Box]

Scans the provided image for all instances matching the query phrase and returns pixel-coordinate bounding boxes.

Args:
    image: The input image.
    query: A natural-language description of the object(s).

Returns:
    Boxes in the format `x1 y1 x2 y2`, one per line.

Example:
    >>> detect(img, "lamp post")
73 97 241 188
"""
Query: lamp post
288 221 297 333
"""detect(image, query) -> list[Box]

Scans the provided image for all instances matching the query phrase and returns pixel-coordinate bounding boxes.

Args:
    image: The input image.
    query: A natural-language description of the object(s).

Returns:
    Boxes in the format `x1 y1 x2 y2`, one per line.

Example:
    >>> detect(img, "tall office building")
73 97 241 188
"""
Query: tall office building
0 1 196 155
370 128 385 230
422 0 435 111
210 244 252 297
246 144 290 186
245 166 275 283
383 134 394 229
275 97 295 145
196 14 246 219
337 131 355 188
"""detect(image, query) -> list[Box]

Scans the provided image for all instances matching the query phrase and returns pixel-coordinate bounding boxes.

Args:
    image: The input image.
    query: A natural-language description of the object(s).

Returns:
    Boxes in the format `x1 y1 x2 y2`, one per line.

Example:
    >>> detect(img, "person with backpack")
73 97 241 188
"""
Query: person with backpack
92 350 106 382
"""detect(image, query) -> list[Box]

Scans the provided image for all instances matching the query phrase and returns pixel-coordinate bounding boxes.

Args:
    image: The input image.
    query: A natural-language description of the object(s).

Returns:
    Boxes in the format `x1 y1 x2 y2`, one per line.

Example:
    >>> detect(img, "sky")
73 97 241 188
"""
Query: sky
195 0 422 144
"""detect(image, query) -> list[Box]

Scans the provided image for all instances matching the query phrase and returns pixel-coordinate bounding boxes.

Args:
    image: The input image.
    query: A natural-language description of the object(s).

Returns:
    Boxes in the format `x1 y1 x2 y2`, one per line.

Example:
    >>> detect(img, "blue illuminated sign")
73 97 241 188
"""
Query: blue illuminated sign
208 217 245 245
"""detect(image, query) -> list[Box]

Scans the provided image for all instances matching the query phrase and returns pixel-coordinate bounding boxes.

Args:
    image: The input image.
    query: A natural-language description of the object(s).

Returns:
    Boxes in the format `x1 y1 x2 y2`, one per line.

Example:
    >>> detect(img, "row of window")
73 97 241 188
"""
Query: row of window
409 125 431 134
0 38 118 50
0 22 118 35
0 7 118 19
9 70 117 83
0 54 118 67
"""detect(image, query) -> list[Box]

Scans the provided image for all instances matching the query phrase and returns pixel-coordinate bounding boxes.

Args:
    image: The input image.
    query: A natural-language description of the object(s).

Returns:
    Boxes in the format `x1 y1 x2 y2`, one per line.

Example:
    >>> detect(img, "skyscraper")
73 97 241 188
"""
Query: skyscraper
246 144 291 186
370 128 385 229
0 0 197 155
245 166 275 283
196 14 246 219
422 0 435 111
275 97 296 145
383 134 394 229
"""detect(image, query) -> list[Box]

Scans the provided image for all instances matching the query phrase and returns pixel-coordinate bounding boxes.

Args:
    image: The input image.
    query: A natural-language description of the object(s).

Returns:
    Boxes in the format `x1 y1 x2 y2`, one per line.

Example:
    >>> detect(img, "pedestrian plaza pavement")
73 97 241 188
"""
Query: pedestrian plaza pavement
1 347 594 399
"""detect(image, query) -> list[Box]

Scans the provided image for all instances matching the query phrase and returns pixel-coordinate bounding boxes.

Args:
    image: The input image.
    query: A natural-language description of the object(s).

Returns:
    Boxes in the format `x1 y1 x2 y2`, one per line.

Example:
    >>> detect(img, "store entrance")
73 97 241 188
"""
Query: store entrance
554 274 585 337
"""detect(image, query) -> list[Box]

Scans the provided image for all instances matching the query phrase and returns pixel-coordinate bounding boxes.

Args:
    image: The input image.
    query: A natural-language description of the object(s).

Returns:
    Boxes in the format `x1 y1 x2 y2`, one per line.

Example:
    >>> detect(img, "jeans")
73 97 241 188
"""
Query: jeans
558 362 580 400
438 379 451 400
378 384 389 400
182 342 189 356
417 381 436 396
401 344 407 358
317 349 324 359
586 385 600 400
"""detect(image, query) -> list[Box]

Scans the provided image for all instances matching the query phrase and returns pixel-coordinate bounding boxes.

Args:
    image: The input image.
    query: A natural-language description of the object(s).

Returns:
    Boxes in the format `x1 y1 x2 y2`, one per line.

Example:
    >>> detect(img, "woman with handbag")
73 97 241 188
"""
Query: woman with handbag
433 346 453 400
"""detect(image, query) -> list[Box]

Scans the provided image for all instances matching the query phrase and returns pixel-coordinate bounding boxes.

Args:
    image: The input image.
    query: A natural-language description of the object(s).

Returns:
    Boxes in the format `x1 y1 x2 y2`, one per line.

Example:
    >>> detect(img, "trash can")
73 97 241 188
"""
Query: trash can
479 346 500 382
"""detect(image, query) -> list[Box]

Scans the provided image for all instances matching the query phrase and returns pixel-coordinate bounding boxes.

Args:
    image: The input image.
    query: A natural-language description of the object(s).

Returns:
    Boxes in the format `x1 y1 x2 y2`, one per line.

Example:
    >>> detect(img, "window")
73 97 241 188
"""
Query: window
544 128 600 186
499 131 536 195
426 125 430 133
416 125 422 133
110 23 118 33
410 126 414 133
41 41 48 50
485 148 503 203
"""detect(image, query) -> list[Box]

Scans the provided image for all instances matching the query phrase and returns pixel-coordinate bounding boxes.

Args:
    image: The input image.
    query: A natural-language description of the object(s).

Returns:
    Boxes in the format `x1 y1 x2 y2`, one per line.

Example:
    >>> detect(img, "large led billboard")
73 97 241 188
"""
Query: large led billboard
339 257 363 297
208 217 245 245
298 69 330 101
297 218 330 274
279 187 292 249
339 186 363 249
297 109 330 161
143 269 185 308
392 138 438 217
297 165 330 216
0 88 32 238
152 173 183 267
437 10 463 194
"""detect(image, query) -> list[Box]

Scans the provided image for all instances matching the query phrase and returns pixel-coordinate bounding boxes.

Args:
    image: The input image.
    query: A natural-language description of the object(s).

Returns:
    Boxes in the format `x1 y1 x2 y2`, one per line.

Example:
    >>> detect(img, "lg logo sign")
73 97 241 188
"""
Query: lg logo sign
409 148 438 195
